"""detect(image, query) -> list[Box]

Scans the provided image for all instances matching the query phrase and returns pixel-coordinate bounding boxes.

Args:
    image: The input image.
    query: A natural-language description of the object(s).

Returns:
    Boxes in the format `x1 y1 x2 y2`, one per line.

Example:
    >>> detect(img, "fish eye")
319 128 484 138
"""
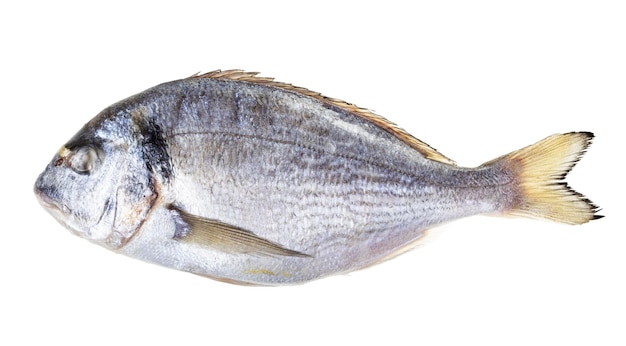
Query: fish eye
68 146 100 174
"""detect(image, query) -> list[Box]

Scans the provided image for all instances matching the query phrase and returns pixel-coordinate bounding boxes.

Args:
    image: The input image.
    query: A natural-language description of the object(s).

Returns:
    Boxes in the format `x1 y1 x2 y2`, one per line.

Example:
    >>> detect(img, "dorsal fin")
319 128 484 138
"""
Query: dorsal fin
189 69 456 165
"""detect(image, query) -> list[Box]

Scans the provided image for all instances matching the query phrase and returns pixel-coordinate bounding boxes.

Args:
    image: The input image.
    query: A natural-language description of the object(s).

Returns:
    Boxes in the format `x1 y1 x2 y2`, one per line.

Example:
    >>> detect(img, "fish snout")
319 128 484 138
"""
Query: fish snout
34 182 83 237
34 182 71 217
34 185 55 209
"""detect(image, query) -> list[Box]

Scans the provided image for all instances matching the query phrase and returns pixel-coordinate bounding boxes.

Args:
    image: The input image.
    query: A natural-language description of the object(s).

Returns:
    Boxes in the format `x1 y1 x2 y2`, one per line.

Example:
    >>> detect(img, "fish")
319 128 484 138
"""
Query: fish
34 70 601 285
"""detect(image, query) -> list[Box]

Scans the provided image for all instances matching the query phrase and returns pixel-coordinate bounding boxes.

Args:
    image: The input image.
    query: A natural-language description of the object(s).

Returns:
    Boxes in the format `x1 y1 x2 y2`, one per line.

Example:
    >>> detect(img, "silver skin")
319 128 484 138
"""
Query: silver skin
35 76 518 285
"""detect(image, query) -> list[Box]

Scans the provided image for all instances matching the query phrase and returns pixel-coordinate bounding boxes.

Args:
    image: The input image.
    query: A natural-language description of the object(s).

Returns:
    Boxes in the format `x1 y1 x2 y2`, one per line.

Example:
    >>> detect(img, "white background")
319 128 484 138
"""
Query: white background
1 1 624 345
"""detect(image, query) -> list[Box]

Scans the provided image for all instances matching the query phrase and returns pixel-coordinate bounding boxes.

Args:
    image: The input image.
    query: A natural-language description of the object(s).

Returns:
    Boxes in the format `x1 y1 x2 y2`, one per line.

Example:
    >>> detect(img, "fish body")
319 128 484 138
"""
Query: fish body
34 70 600 285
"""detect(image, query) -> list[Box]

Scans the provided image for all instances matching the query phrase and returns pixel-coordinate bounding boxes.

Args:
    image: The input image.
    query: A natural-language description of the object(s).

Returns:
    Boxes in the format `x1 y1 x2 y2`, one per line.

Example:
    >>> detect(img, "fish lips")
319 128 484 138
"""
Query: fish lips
33 182 80 236
34 180 64 212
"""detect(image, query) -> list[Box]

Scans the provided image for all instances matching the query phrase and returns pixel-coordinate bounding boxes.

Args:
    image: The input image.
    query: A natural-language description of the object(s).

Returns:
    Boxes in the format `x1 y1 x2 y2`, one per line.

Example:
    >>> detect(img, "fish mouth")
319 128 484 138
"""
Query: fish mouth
35 187 57 209
34 186 80 236
34 187 68 214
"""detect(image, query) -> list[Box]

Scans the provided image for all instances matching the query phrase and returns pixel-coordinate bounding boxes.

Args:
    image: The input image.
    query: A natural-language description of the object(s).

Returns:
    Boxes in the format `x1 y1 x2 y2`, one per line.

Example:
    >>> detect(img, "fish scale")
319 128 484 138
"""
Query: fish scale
34 70 600 285
166 127 502 281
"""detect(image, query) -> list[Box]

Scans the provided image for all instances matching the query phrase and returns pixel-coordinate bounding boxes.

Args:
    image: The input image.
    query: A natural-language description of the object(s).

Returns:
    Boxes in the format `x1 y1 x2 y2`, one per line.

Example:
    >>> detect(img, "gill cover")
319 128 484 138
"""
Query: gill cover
57 105 166 249
104 107 172 248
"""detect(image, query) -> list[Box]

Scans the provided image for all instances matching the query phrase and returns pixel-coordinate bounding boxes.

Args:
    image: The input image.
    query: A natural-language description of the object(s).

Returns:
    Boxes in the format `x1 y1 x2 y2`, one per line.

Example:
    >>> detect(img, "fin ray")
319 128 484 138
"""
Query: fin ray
171 207 310 257
494 132 601 224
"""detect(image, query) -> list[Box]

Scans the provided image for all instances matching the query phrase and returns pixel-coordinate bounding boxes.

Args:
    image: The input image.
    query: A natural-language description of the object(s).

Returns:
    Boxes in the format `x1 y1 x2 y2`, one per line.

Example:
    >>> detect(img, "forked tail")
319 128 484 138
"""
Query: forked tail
492 132 602 224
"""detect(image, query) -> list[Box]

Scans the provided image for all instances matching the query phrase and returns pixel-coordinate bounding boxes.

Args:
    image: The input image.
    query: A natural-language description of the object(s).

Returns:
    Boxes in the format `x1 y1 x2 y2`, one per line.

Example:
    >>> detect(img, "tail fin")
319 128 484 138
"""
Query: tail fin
494 132 601 224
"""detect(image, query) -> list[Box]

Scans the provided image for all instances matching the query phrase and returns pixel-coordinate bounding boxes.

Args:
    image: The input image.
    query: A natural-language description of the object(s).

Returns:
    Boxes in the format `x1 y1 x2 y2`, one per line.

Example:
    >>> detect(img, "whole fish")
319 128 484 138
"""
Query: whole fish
34 70 601 285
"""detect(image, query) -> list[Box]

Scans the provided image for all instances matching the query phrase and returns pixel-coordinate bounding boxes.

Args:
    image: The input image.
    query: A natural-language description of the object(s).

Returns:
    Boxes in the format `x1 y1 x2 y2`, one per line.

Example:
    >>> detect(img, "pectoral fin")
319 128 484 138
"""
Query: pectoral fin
171 207 310 257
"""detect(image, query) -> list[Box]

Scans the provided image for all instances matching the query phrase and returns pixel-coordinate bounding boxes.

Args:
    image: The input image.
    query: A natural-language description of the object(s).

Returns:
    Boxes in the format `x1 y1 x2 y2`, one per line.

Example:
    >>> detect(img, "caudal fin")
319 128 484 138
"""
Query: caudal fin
495 132 601 224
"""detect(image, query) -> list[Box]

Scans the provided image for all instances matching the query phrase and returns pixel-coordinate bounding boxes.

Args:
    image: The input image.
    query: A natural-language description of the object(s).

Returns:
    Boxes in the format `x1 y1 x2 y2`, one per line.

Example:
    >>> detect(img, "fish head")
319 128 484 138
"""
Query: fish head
35 110 157 250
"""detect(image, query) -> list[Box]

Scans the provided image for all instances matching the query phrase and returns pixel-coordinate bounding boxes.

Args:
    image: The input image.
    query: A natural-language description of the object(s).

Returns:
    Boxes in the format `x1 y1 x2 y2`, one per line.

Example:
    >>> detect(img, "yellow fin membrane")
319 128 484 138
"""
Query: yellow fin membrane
495 132 601 224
